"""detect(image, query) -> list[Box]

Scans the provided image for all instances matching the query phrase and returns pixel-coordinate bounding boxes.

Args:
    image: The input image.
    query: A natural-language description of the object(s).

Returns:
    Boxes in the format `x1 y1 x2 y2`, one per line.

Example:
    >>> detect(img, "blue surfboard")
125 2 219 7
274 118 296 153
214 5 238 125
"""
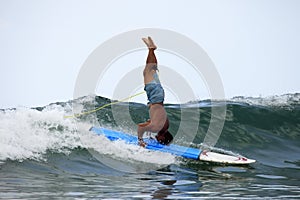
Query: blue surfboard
89 127 256 164
90 127 201 160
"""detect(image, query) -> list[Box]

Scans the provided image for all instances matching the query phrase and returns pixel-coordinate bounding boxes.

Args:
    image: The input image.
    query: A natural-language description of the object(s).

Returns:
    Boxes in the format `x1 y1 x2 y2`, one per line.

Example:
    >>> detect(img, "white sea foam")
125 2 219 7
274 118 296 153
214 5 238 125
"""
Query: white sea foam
79 128 175 166
0 105 81 161
231 93 300 107
0 103 176 168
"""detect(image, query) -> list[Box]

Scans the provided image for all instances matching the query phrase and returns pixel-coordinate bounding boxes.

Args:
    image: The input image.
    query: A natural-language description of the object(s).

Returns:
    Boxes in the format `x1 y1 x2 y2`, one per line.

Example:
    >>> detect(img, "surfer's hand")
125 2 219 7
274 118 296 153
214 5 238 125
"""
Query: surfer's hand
138 138 147 147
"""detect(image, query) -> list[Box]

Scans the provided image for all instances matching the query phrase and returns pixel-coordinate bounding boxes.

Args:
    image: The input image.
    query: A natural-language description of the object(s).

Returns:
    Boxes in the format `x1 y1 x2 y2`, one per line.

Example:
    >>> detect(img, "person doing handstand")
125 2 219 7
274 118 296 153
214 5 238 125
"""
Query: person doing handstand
137 36 173 147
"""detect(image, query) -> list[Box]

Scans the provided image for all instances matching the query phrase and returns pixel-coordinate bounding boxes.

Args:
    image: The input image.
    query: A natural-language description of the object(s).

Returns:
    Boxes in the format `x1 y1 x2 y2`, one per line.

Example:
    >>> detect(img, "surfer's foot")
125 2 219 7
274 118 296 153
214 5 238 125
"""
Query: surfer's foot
142 36 157 50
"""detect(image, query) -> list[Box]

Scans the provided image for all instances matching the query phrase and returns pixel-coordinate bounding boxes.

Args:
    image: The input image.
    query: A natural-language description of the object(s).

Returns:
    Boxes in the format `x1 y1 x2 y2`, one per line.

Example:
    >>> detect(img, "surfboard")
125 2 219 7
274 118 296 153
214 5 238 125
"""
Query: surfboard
90 127 256 165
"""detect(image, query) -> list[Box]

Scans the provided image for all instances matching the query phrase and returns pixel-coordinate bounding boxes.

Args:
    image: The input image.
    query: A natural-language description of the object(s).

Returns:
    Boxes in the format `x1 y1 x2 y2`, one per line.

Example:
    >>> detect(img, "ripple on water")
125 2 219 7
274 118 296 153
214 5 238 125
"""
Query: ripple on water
256 174 287 179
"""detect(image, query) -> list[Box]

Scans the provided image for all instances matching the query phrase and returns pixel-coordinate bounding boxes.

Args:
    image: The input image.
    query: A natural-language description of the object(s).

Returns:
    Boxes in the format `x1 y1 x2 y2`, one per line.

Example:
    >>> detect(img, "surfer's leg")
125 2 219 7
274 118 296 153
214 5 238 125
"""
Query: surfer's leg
142 37 159 85
142 37 158 71
146 49 157 65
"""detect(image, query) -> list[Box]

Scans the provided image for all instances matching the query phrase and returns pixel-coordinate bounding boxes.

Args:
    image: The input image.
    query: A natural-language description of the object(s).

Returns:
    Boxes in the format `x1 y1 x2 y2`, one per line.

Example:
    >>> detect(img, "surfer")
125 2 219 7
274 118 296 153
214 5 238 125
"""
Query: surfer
137 36 173 147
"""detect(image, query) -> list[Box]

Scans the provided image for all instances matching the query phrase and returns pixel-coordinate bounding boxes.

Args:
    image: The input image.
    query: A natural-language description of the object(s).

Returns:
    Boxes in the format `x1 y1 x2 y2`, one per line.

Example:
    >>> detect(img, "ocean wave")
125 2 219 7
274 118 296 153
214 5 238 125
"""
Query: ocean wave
0 103 175 167
0 105 81 161
0 93 299 169
230 93 300 108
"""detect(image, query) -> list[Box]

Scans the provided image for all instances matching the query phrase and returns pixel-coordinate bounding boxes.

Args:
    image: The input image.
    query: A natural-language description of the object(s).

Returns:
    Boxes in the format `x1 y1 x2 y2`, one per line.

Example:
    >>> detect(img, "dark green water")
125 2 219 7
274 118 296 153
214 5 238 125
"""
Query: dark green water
0 94 299 199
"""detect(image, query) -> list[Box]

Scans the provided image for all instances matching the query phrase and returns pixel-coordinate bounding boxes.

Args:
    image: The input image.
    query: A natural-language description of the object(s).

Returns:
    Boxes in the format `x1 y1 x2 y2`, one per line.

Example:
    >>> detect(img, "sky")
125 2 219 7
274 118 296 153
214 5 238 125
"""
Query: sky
0 0 299 108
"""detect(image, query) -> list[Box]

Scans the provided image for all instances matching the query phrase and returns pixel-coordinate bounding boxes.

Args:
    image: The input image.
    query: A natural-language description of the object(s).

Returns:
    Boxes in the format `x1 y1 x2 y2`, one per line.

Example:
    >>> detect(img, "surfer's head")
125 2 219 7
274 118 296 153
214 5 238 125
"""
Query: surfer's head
156 130 173 145
155 118 173 145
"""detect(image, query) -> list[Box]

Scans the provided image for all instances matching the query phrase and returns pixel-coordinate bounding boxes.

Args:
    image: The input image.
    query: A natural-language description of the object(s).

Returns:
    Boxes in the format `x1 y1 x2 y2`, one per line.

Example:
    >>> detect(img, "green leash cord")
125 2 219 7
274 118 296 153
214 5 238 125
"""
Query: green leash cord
64 91 145 119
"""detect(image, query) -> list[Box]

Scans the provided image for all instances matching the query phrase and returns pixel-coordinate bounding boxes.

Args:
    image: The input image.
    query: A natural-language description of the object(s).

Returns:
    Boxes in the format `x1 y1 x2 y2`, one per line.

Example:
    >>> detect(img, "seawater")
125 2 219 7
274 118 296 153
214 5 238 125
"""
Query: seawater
0 94 299 199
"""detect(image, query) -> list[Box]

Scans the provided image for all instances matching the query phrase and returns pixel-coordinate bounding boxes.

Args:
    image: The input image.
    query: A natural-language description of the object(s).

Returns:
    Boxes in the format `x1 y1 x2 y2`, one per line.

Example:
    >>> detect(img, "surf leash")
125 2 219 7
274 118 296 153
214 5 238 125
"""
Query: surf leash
64 91 145 119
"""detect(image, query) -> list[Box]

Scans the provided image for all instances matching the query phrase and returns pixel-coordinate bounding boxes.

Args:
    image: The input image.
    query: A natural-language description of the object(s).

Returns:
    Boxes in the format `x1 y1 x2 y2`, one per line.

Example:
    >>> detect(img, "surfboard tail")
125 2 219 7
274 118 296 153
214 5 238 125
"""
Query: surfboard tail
199 151 256 165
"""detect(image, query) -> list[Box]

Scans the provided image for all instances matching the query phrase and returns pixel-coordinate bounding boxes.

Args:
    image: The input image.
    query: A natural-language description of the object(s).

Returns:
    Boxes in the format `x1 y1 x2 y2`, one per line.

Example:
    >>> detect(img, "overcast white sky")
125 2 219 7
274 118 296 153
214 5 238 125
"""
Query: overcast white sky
1 0 299 108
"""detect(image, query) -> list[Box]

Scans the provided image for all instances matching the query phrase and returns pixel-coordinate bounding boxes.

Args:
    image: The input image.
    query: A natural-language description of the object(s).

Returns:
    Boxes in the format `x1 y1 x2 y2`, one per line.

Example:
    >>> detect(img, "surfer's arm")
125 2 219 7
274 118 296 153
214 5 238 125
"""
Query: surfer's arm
138 122 161 136
137 125 146 140
137 121 160 147
138 120 151 127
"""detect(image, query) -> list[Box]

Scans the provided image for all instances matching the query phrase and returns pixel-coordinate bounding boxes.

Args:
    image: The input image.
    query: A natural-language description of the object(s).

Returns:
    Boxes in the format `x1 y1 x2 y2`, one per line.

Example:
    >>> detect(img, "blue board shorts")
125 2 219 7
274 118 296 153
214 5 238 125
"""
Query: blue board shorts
144 82 165 104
